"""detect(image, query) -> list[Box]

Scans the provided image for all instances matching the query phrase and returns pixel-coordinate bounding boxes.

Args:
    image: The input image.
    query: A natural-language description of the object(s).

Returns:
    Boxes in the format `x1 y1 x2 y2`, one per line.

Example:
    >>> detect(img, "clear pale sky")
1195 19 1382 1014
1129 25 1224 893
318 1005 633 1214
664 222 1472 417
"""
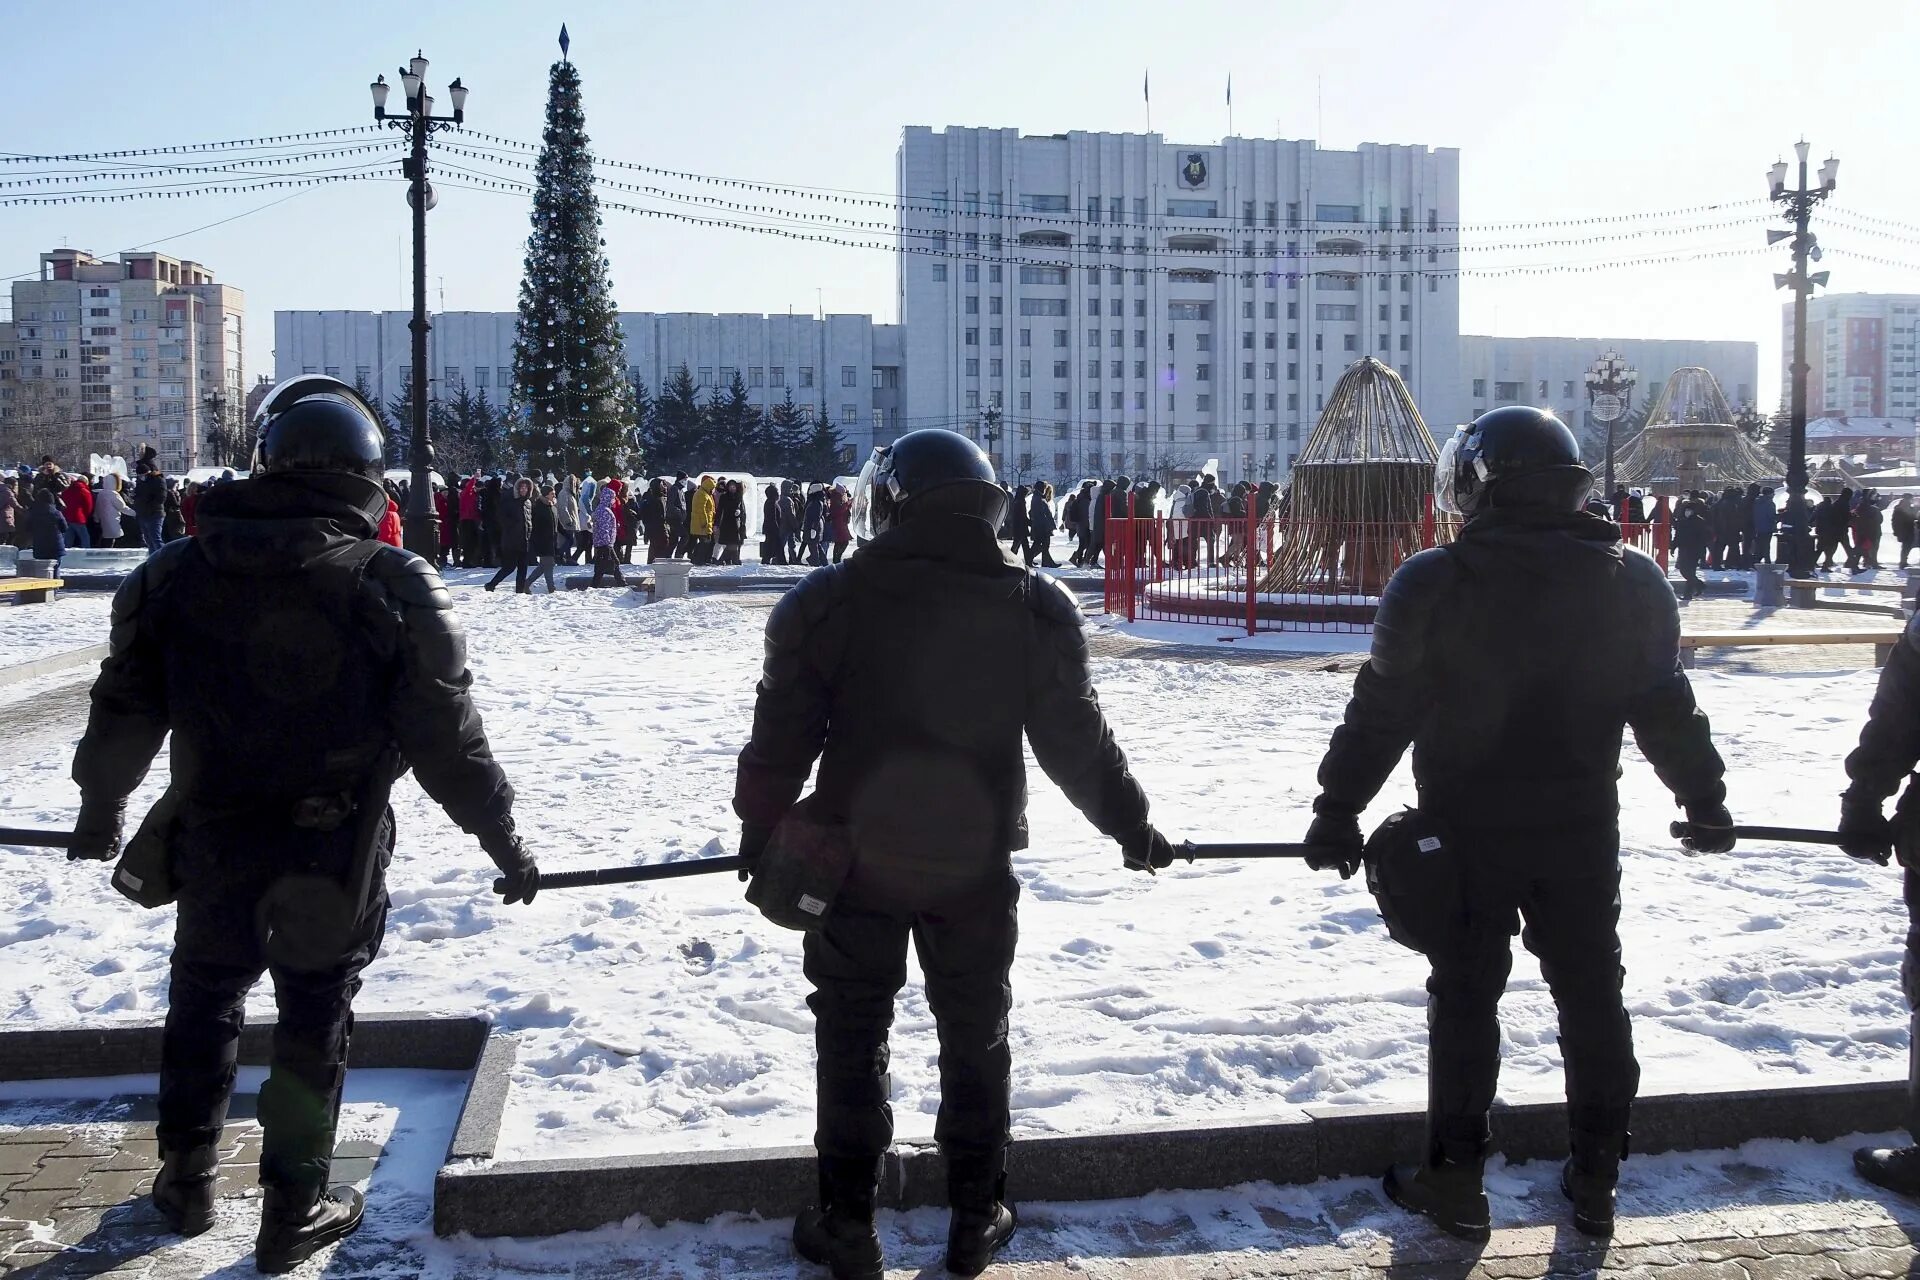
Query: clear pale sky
4 0 1917 411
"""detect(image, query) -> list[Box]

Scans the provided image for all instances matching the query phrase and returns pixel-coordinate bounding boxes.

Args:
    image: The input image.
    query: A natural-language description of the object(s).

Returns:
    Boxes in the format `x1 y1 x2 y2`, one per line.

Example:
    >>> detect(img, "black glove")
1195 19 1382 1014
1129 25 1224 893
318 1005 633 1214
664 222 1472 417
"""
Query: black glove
738 823 773 883
1840 793 1893 865
1304 801 1364 880
69 795 126 863
482 825 540 905
1118 823 1176 875
1679 801 1736 855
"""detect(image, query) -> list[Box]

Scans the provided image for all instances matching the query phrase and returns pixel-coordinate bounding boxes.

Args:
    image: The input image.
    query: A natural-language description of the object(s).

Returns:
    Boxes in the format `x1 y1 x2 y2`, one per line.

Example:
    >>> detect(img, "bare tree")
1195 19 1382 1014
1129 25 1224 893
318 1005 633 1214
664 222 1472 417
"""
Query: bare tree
0 382 90 469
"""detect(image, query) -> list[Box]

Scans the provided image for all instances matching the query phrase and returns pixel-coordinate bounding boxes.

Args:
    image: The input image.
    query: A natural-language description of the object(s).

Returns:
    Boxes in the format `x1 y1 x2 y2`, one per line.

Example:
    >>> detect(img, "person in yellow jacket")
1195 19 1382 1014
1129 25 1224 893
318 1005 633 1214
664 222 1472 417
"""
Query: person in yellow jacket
689 475 718 565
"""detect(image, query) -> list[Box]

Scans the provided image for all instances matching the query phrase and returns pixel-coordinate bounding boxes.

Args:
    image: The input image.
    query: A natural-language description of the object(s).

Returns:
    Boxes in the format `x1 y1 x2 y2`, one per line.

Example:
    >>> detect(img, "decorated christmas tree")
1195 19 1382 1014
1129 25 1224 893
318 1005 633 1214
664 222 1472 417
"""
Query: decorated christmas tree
510 47 634 478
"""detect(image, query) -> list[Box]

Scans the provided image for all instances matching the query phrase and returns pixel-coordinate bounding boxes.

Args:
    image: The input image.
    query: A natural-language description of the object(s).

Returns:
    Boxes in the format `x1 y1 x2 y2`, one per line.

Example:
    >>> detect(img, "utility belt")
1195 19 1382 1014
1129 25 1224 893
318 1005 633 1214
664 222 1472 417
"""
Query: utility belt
113 748 400 919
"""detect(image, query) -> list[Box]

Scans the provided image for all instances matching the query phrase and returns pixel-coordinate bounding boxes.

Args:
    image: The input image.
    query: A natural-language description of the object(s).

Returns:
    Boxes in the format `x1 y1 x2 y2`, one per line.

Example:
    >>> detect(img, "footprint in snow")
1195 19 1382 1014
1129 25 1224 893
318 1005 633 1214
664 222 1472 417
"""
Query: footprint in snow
680 939 717 971
1190 939 1228 960
1739 915 1785 933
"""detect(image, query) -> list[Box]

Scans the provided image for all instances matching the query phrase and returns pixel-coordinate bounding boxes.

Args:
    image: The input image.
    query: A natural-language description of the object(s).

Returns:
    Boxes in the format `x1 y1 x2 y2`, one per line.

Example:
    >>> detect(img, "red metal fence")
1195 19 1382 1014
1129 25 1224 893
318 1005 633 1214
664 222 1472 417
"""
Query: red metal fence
1102 495 1673 635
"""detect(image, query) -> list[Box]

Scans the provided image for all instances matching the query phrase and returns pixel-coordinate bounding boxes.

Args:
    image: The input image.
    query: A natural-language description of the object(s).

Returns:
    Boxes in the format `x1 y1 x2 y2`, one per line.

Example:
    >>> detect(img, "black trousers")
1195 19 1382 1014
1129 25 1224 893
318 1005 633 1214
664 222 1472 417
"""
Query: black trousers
159 814 389 1196
1425 839 1637 1159
486 547 529 592
804 873 1020 1184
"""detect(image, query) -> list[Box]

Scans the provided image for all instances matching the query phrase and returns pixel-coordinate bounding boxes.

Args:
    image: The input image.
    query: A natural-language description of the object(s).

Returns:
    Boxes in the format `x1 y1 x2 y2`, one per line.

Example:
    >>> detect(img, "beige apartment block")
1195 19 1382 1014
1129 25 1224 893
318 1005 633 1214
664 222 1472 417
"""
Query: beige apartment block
1 249 244 472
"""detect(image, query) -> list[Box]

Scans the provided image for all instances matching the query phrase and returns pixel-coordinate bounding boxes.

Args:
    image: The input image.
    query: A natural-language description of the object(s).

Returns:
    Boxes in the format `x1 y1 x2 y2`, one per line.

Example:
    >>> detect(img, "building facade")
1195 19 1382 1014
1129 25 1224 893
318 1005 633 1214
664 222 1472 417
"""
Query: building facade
1 249 244 472
1458 335 1759 451
274 311 903 465
896 125 1461 486
1782 293 1920 422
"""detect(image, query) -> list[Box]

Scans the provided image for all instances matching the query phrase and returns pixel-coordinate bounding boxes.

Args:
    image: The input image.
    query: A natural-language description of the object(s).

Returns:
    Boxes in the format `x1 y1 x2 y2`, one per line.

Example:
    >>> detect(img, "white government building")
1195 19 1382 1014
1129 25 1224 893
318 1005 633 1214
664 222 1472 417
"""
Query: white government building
896 125 1463 485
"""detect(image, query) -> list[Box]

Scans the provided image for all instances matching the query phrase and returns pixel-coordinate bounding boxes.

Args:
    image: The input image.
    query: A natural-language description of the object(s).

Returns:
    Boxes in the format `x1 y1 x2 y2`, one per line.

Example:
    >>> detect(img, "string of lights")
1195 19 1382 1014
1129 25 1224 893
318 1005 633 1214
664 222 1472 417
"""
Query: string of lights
451 127 1769 239
0 143 406 190
432 170 1770 281
430 143 1772 261
0 125 389 165
0 171 405 207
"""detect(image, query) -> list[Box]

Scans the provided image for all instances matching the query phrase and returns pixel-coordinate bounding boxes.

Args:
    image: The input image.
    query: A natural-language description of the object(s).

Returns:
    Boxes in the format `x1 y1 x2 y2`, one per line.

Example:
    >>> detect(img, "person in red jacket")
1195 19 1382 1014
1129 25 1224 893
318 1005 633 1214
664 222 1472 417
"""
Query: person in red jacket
828 483 853 562
379 496 403 547
458 476 481 567
181 482 201 537
59 472 95 547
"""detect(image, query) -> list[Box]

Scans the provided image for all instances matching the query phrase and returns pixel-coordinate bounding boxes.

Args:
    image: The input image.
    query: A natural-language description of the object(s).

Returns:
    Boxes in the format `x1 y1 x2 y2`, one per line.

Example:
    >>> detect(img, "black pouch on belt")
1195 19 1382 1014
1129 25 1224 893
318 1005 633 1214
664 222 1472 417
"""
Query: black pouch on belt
112 785 184 910
1362 808 1465 956
745 795 854 932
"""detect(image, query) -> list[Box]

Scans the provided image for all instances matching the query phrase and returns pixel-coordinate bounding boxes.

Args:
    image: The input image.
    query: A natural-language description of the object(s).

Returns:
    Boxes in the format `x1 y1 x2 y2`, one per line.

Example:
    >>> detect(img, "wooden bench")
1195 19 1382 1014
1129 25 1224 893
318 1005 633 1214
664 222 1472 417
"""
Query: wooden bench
1785 577 1916 611
0 577 62 604
1680 627 1905 668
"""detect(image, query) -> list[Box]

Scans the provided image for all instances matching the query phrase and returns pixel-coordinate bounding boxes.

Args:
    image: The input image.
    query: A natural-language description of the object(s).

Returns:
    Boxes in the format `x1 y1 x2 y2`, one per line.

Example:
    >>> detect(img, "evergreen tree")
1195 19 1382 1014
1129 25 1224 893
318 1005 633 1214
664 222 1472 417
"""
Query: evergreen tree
764 390 809 473
627 375 654 475
510 55 634 477
644 364 705 473
705 370 762 470
794 408 849 480
384 372 415 470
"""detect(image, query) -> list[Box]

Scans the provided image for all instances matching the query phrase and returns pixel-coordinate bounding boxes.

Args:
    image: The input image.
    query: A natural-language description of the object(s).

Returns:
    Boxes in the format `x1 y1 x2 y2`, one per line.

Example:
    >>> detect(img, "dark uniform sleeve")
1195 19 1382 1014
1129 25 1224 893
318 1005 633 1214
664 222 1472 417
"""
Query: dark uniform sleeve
1023 576 1150 837
368 551 514 840
1844 614 1920 802
1619 552 1727 807
1314 548 1452 814
734 567 845 829
71 550 185 800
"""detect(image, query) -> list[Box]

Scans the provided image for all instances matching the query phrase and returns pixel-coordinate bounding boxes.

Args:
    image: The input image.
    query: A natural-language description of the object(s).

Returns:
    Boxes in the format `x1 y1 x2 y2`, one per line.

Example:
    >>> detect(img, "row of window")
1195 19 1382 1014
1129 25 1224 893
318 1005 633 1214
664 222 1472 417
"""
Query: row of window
936 192 1441 233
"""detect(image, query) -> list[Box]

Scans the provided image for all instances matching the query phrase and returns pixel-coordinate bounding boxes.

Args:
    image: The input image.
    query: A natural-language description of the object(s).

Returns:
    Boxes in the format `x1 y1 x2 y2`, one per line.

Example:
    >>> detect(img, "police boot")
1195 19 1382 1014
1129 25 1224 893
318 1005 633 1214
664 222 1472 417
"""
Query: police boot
945 1158 1016 1277
792 1156 883 1280
1561 1117 1629 1237
151 1145 218 1237
253 1184 364 1274
1383 1121 1490 1243
1855 1014 1920 1197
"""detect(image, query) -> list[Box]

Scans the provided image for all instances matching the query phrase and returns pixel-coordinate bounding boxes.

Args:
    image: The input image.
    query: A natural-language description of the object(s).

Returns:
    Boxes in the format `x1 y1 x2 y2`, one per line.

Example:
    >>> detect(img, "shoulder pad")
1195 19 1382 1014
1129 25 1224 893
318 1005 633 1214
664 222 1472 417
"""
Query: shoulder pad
1384 546 1458 595
365 545 451 610
1025 571 1084 625
766 564 845 646
110 539 193 625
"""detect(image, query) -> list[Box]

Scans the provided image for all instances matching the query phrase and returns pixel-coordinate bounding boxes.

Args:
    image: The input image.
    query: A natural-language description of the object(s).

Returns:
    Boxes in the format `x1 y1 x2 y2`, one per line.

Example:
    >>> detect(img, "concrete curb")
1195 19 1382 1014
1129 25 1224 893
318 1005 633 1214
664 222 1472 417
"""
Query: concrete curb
430 1065 1906 1237
0 1013 487 1081
0 643 107 687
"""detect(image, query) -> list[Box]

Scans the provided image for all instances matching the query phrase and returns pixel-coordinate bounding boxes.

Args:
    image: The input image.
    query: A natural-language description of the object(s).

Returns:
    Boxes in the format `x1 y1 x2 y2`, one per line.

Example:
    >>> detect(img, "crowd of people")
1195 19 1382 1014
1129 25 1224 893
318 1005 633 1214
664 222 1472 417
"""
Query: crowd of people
5 450 221 562
415 470 861 593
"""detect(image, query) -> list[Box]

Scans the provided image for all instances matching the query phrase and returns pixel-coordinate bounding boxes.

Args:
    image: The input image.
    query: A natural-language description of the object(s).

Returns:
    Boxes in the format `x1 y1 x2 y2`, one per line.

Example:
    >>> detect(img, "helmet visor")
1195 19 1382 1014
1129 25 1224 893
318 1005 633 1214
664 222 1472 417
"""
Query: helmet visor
1433 427 1469 516
850 446 886 541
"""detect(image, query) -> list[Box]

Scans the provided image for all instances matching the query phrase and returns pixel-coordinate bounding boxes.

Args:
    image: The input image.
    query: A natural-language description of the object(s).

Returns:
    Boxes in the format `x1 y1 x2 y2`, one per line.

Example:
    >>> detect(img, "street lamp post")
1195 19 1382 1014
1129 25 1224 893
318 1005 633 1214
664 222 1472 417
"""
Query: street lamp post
1584 349 1637 501
201 390 227 468
372 54 467 562
979 402 1002 473
1769 139 1838 577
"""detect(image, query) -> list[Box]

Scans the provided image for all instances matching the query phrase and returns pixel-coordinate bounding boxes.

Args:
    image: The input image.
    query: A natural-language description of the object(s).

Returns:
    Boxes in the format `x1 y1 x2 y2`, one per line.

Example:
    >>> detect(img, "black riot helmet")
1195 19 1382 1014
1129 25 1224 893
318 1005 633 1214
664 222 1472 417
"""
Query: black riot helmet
1434 406 1590 519
855 428 1006 538
251 375 386 482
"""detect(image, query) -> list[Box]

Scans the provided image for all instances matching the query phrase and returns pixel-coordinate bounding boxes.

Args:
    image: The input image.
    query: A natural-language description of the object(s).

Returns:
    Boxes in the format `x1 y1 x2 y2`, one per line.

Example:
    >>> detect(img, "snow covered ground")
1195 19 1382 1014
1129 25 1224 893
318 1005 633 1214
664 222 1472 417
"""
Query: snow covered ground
0 592 112 668
0 577 1909 1163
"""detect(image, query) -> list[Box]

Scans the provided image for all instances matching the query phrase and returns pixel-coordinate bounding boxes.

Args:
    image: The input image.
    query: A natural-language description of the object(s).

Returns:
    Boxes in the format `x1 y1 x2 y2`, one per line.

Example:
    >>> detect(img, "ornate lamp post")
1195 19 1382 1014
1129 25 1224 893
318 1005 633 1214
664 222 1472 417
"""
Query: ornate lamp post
372 53 468 562
1584 349 1637 500
1769 138 1838 577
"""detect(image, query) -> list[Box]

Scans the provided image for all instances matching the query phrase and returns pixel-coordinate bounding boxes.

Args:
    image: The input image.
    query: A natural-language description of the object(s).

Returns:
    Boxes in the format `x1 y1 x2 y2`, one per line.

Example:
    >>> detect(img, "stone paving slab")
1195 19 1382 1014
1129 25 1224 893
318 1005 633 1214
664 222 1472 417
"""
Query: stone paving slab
8 1103 1920 1280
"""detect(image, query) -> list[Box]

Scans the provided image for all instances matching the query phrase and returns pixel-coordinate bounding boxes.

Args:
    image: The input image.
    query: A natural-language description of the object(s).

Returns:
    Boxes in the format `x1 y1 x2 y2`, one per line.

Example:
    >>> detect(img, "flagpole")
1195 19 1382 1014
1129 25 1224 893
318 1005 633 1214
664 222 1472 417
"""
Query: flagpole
1227 73 1234 139
1144 68 1151 133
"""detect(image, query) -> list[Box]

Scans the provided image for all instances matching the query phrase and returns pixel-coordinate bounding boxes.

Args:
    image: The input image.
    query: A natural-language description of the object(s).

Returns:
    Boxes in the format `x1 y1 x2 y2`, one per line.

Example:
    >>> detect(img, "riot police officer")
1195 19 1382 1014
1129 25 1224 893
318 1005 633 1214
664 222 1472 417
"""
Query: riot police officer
1838 616 1920 1195
733 429 1172 1279
1304 407 1730 1242
68 376 538 1274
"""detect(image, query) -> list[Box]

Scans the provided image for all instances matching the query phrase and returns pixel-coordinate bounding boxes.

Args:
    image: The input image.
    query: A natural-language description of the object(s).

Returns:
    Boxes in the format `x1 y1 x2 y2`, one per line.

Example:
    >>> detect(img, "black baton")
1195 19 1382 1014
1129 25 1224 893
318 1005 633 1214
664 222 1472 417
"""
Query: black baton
1178 841 1340 861
0 827 75 851
1668 822 1848 847
496 855 749 895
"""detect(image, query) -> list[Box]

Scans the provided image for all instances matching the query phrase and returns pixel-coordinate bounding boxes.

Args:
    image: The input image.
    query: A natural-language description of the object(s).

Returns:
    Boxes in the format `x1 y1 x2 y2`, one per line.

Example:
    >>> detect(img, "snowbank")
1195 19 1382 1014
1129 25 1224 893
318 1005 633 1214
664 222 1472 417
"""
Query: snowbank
0 581 1908 1162
0 593 112 670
